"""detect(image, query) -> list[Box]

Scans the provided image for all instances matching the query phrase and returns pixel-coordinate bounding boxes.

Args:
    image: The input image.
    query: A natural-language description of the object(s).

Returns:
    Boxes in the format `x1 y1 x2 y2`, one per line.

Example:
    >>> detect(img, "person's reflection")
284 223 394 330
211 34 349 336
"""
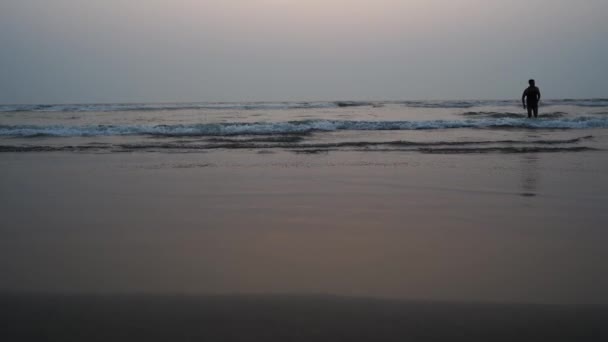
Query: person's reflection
520 154 540 197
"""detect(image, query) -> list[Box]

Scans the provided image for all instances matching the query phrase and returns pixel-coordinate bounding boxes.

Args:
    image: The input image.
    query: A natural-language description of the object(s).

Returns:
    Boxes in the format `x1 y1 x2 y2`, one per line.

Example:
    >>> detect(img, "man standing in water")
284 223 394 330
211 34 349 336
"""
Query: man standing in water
522 79 541 118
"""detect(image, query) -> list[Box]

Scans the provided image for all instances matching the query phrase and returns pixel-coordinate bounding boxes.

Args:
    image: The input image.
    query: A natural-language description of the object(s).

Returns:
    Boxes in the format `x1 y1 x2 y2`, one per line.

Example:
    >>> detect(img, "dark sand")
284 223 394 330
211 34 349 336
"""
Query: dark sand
2 294 607 342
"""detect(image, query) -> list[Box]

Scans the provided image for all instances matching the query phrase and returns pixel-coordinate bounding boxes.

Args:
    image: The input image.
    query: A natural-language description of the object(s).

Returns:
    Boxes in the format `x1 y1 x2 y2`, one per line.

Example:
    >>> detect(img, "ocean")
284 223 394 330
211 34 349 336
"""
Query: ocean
1 99 608 154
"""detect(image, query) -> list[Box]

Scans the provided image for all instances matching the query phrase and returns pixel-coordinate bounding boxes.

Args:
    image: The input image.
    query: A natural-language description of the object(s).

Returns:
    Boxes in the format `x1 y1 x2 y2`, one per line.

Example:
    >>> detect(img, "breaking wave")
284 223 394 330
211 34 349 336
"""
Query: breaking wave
1 117 608 137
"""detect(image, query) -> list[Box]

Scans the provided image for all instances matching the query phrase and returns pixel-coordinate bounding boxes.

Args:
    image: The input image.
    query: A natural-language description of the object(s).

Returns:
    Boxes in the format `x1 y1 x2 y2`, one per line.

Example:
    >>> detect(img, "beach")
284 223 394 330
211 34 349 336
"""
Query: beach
1 101 608 340
3 294 607 342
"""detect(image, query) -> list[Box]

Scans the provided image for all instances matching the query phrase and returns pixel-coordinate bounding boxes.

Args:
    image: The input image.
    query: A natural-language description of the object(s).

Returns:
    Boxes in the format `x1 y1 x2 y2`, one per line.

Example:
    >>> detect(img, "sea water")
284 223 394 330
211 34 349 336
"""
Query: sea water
1 99 607 154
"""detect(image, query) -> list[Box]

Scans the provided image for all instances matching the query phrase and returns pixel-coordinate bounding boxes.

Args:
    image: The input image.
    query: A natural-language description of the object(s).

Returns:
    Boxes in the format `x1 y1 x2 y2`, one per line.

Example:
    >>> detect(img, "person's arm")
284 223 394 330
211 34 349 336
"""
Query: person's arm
537 89 541 103
522 90 527 109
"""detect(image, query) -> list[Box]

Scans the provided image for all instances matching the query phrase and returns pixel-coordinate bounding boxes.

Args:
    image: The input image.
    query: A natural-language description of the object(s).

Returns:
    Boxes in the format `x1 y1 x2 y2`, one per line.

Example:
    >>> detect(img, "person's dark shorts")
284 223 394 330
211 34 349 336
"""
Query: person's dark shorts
527 102 538 117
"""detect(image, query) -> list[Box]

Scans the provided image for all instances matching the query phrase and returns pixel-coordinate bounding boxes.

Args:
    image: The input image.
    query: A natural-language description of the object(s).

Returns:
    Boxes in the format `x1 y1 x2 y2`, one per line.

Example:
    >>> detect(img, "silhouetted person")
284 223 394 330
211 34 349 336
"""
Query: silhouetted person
522 79 541 118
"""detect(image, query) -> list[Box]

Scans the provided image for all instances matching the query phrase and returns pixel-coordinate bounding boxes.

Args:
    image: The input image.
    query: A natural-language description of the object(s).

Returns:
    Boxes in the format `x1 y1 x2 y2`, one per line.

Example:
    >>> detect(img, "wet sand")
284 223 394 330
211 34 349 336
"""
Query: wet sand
2 294 607 342
1 150 608 340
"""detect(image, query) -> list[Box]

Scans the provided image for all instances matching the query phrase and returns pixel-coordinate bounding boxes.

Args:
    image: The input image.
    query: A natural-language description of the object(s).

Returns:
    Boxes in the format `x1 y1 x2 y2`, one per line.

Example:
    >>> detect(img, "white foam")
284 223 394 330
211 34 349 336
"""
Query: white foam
1 117 608 138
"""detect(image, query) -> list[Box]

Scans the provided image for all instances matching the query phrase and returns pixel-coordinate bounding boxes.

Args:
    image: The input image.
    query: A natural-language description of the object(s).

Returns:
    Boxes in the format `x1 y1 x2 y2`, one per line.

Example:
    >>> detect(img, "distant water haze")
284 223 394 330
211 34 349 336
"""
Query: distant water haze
1 0 607 104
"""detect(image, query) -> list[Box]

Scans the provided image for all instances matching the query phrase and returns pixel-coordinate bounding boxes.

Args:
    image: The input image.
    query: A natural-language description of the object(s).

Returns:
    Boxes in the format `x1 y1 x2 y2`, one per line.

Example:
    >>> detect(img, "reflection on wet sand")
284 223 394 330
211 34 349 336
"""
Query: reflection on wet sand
520 154 540 197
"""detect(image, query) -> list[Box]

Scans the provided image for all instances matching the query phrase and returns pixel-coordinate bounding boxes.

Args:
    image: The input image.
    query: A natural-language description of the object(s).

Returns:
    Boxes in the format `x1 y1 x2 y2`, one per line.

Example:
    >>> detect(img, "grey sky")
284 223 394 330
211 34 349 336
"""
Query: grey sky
1 0 607 104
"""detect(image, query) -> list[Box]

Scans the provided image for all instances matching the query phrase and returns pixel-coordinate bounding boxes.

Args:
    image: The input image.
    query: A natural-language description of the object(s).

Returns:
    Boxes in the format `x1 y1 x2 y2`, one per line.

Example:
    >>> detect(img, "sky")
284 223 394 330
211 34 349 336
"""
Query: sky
1 0 607 104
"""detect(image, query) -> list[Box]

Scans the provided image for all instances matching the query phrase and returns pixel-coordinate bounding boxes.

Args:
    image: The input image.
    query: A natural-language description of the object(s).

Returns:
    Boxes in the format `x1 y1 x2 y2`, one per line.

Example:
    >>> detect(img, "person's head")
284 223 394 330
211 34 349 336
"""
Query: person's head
529 79 535 86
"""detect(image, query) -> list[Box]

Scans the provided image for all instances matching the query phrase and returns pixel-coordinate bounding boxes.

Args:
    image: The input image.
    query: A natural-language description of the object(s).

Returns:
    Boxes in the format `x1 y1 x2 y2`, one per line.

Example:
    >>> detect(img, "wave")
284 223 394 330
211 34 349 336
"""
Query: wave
335 101 383 108
0 102 337 113
398 99 608 108
1 118 607 137
417 147 595 154
2 99 608 113
199 136 593 148
292 147 596 154
462 111 567 119
0 101 378 113
398 100 494 108
0 138 594 154
0 101 522 112
548 99 608 107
